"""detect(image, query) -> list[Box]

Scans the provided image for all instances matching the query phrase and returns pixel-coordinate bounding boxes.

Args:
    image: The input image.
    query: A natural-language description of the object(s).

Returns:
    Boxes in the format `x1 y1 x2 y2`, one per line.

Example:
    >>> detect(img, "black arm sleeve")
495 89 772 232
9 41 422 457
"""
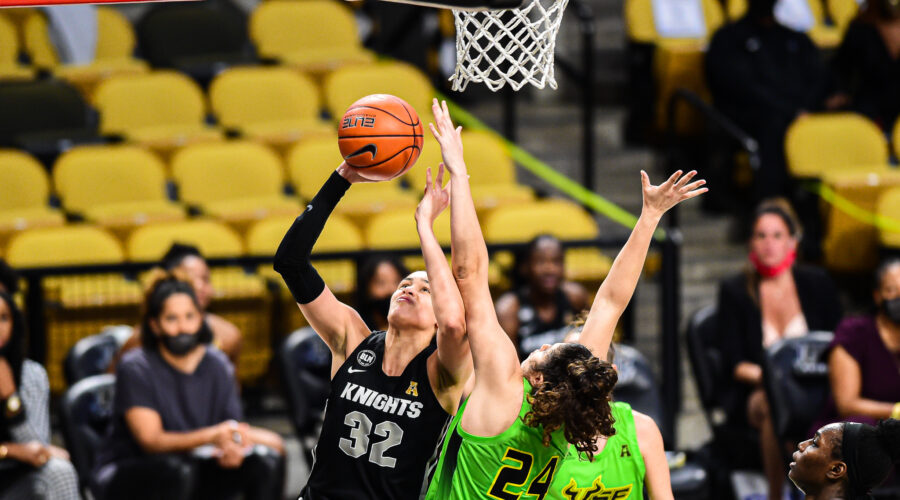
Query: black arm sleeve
273 171 351 304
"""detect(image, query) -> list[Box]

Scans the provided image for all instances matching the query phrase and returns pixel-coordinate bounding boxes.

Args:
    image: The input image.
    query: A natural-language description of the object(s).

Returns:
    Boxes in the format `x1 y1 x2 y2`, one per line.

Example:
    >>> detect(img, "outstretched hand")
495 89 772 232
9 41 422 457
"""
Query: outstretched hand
416 164 451 224
336 161 376 184
429 99 466 177
641 170 707 220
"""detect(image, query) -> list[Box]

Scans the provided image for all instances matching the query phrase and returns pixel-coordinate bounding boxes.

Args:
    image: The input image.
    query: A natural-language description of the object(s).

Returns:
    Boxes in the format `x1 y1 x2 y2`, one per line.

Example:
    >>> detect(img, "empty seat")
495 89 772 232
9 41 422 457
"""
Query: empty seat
93 71 222 148
249 0 374 72
0 149 64 245
828 0 859 32
136 2 255 85
878 186 900 250
127 219 243 261
625 0 724 43
170 140 299 226
53 145 184 234
323 61 433 121
6 225 123 267
209 67 331 146
0 13 32 80
785 113 889 178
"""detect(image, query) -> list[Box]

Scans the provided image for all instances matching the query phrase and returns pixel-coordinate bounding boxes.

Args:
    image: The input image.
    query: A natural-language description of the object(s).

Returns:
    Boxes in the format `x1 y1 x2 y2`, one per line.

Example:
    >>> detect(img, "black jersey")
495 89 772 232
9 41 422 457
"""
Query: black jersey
300 331 451 500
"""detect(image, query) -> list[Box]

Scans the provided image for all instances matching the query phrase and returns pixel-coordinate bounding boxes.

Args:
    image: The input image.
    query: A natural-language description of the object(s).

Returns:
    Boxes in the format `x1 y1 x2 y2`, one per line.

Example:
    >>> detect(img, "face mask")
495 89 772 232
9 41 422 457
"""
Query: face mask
161 332 200 357
750 249 796 278
881 297 900 325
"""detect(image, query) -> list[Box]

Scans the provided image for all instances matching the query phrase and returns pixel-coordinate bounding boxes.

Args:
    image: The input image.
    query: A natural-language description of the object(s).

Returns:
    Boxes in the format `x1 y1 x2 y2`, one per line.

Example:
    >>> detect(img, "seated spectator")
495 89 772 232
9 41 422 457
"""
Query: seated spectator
0 260 18 296
0 291 79 500
717 199 842 499
813 259 900 430
496 234 589 359
831 0 900 130
706 0 836 201
111 244 242 371
92 271 284 500
357 255 408 332
789 420 900 499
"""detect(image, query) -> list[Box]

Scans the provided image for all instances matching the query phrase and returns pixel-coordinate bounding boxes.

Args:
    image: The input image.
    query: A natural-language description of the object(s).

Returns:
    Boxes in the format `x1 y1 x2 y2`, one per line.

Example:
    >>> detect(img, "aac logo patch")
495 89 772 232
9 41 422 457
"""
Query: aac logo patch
405 381 418 397
357 349 376 367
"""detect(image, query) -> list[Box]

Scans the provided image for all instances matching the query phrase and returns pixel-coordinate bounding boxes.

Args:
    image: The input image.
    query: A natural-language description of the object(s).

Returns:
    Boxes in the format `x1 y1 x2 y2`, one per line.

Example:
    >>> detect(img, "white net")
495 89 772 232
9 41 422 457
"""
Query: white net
451 0 569 92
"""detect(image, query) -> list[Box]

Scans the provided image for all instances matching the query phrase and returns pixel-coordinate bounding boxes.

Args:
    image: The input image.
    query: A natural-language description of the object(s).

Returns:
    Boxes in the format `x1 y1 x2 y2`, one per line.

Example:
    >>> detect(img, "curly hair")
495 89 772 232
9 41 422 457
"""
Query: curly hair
139 269 212 351
523 343 618 457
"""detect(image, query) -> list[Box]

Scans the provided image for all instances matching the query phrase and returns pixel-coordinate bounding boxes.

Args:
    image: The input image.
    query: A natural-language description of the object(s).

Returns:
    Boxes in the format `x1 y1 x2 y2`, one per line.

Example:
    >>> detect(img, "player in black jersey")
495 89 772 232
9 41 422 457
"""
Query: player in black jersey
274 158 472 500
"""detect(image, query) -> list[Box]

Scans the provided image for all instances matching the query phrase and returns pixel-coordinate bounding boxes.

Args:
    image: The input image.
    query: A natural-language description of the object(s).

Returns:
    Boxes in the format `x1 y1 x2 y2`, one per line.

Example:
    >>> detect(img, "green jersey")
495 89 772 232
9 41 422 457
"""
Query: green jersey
552 402 646 500
424 379 569 500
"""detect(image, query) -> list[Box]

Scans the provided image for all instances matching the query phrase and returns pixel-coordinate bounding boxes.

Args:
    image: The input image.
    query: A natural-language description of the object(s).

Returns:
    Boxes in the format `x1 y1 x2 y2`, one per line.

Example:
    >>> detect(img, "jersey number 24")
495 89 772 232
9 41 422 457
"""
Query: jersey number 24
489 447 559 500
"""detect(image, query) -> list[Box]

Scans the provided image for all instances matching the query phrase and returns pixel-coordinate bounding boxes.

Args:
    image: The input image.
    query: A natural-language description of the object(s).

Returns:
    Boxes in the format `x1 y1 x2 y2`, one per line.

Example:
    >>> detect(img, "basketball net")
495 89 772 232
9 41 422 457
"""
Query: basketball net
450 0 569 91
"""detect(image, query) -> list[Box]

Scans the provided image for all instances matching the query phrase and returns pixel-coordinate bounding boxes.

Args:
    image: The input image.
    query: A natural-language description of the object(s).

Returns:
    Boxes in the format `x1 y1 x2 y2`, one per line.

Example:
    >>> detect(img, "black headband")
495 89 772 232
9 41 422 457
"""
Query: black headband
843 422 865 498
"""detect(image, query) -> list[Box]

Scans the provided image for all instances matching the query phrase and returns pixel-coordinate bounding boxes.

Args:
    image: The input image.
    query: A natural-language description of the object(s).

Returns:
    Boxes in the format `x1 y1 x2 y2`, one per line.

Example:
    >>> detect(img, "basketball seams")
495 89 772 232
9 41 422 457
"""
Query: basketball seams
339 95 422 180
348 144 421 171
338 134 424 138
345 104 418 127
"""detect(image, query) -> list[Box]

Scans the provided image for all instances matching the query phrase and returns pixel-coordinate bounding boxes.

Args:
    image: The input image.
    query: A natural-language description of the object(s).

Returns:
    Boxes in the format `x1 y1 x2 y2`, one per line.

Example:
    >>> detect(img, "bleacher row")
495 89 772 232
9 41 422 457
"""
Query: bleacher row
0 1 615 393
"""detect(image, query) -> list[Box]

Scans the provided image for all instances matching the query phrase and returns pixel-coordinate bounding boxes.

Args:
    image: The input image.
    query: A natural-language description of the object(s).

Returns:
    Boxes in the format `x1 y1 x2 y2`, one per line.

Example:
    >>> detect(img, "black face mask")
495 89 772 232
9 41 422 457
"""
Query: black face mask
882 297 900 325
159 319 211 357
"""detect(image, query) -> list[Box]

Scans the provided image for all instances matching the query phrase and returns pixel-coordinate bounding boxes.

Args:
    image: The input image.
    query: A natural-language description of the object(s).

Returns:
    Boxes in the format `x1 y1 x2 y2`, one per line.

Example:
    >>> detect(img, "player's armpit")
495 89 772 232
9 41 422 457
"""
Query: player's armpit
298 288 371 367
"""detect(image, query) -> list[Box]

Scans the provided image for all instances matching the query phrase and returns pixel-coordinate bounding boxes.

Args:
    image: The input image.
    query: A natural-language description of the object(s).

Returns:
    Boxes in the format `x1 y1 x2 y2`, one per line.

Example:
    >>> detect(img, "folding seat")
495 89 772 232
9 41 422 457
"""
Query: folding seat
52 145 184 239
0 14 32 80
23 7 148 96
5 225 140 392
209 66 331 148
287 136 417 228
249 0 374 73
785 113 889 178
93 71 222 151
878 186 900 251
323 61 433 121
726 0 842 47
0 149 64 250
170 140 299 231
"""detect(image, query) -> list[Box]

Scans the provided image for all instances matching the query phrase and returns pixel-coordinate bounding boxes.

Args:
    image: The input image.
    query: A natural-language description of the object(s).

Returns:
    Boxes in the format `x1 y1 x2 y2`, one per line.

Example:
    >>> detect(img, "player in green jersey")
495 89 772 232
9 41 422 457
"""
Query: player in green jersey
423 99 706 500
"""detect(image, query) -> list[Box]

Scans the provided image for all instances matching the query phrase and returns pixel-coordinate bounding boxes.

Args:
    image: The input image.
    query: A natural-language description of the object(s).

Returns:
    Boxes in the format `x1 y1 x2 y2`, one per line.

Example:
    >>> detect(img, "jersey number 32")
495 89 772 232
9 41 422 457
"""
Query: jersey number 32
338 411 404 468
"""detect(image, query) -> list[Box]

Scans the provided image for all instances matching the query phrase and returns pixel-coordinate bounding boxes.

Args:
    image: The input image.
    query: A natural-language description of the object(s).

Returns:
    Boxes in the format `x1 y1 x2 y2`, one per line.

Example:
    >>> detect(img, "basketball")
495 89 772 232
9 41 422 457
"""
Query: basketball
338 94 424 181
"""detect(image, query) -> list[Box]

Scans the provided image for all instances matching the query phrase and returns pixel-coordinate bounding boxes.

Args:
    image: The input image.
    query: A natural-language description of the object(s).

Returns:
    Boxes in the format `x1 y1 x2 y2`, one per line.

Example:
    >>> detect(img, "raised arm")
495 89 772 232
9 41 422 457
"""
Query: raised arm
578 170 706 358
431 99 523 433
273 163 371 371
415 164 472 401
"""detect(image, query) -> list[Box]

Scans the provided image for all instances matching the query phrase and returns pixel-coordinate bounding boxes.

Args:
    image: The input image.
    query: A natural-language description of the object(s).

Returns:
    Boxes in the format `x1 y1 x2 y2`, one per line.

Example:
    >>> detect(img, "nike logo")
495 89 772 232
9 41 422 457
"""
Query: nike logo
348 367 367 374
345 143 378 161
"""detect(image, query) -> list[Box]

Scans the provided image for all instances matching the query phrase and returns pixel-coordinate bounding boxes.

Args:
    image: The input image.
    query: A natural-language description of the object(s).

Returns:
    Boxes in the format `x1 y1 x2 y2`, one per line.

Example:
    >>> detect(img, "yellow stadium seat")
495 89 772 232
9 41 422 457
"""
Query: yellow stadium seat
23 8 148 95
52 145 184 234
0 14 32 81
878 186 900 250
287 136 418 226
209 67 332 146
249 0 374 72
726 0 841 47
828 0 859 32
625 0 724 43
6 225 123 267
0 150 65 248
127 220 243 262
820 169 900 272
170 141 300 226
365 209 451 249
785 113 889 178
93 71 221 148
323 61 434 121
484 200 612 284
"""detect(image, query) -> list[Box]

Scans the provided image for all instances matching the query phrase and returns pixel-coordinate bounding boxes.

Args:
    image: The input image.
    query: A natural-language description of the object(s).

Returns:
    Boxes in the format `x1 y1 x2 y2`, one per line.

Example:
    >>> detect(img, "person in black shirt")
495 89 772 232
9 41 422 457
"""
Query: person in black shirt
92 271 284 500
274 150 471 499
831 0 900 130
706 0 836 201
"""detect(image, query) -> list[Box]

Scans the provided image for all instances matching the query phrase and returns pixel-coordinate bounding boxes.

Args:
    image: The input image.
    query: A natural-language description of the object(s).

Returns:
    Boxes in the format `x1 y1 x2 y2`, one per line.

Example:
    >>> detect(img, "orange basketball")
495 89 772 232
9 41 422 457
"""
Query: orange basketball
338 94 424 181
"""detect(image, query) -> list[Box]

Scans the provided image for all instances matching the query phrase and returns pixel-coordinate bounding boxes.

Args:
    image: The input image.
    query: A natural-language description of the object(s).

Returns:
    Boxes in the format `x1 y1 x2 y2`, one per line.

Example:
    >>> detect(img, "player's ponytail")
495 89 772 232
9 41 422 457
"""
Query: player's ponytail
524 343 617 457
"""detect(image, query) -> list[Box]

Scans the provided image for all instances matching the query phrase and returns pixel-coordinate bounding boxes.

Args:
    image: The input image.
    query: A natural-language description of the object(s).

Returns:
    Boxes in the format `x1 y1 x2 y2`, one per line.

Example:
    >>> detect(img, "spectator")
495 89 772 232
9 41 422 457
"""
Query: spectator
496 235 589 359
831 0 900 130
717 198 842 499
706 0 836 201
111 244 242 372
813 259 900 430
356 255 408 331
0 290 79 500
92 271 284 500
0 260 19 296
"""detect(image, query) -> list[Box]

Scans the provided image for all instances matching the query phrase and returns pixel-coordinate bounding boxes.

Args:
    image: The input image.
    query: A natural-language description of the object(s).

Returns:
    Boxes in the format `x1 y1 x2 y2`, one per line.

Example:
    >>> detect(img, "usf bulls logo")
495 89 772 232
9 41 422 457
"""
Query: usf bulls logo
561 477 633 500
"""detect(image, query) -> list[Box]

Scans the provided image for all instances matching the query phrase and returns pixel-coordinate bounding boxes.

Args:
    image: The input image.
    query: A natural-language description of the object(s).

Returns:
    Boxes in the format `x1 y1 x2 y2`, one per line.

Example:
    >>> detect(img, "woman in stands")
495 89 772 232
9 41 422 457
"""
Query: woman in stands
0 291 79 500
717 198 842 499
111 243 242 372
496 234 589 359
789 420 900 499
424 99 704 498
357 255 409 331
274 156 471 498
813 259 900 429
92 271 284 500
